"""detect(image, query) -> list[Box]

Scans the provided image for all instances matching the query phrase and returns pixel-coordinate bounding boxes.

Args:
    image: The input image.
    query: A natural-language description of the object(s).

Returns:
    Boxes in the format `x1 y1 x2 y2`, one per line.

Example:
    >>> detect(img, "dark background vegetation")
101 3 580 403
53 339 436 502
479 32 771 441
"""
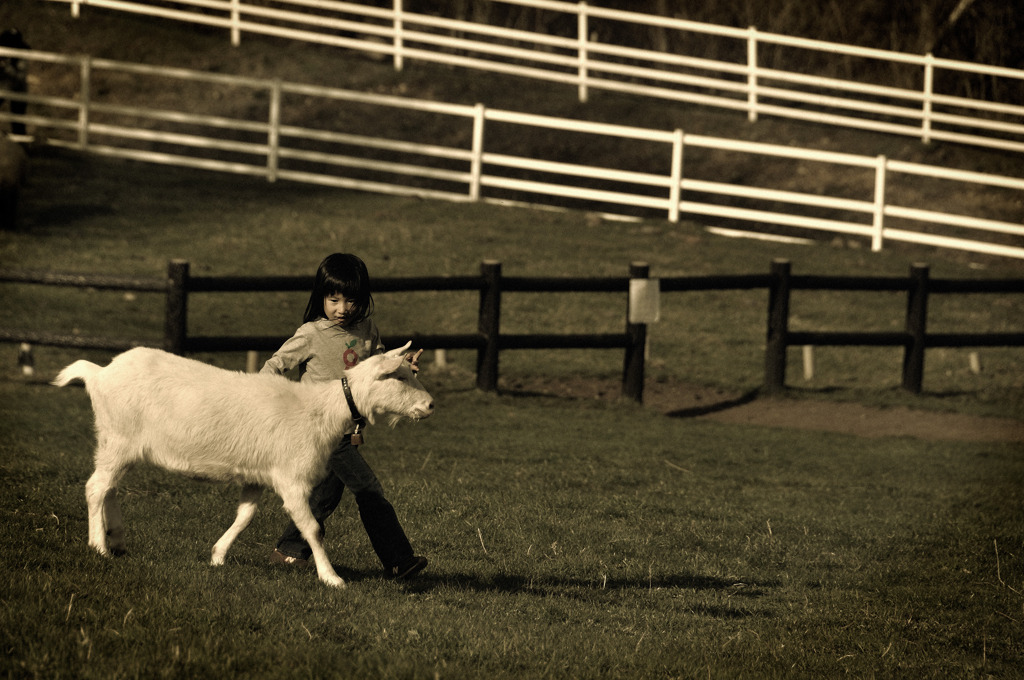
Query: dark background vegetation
408 0 1023 96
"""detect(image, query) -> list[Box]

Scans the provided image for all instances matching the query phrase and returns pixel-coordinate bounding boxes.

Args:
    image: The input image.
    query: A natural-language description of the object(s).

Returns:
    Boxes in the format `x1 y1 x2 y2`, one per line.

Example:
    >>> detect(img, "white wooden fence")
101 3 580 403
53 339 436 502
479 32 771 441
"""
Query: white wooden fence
2 48 1022 259
48 0 1024 154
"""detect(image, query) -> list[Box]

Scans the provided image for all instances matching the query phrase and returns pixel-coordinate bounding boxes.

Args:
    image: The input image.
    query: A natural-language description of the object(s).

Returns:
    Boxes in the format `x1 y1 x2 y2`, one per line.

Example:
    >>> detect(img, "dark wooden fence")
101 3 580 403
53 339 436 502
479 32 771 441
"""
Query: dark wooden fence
762 259 1024 394
2 259 1022 399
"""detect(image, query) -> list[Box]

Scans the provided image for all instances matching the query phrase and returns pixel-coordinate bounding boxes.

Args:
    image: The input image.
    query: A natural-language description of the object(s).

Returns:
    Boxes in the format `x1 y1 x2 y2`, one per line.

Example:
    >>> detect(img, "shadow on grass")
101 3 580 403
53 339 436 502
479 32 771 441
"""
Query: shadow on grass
261 559 771 605
665 389 760 418
396 570 771 600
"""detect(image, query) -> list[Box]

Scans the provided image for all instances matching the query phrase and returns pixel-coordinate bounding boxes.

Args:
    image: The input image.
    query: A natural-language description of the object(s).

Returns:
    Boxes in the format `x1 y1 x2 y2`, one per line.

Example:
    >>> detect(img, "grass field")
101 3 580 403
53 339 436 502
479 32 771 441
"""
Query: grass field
2 4 1023 677
3 369 1023 679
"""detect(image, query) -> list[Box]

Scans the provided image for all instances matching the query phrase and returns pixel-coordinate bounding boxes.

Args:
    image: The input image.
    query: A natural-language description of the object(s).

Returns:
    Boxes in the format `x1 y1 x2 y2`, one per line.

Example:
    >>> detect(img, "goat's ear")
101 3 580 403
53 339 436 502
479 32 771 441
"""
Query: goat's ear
384 341 412 359
379 353 408 375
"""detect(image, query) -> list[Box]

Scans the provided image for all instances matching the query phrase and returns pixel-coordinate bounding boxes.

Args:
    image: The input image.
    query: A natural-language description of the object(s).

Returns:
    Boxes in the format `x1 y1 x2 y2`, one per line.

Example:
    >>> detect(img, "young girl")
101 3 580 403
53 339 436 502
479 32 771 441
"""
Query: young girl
261 253 428 580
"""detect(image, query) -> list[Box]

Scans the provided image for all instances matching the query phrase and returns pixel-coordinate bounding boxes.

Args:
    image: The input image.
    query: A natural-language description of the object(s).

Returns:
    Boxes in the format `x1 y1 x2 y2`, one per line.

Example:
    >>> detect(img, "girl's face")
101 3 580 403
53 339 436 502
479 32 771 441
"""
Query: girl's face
324 294 355 326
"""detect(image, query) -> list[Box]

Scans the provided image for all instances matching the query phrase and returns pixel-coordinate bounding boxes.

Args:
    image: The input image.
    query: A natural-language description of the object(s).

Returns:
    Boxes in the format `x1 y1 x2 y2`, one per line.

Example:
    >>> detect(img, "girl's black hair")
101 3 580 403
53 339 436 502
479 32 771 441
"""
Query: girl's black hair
303 253 374 324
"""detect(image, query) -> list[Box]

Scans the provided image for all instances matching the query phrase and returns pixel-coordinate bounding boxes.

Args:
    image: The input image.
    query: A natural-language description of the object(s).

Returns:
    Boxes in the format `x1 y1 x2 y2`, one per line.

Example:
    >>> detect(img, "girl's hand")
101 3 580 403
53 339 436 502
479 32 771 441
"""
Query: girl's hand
407 349 424 374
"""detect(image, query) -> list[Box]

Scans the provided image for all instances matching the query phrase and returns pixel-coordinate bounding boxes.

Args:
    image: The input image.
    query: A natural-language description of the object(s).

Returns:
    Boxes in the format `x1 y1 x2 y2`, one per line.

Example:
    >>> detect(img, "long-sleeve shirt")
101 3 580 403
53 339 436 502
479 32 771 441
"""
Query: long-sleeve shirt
260 317 384 383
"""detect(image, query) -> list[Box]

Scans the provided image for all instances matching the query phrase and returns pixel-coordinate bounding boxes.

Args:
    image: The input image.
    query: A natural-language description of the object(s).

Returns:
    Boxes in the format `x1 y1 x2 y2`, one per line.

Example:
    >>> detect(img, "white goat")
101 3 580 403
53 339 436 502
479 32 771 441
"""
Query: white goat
52 343 433 588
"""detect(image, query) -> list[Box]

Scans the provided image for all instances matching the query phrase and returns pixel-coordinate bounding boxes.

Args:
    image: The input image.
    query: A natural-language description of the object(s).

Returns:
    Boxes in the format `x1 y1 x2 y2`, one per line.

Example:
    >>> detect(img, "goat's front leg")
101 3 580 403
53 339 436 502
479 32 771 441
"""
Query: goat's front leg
211 484 262 566
278 486 345 588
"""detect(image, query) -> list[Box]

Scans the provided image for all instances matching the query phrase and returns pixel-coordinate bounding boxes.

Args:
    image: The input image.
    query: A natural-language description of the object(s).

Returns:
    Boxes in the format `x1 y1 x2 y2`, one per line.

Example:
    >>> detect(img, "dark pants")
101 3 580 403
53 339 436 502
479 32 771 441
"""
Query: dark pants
275 436 414 570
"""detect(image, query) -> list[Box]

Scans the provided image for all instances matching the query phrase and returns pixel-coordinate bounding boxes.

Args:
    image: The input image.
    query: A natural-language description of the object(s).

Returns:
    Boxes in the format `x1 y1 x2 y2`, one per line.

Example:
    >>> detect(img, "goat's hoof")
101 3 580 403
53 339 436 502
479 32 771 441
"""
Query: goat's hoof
91 544 116 558
321 575 346 589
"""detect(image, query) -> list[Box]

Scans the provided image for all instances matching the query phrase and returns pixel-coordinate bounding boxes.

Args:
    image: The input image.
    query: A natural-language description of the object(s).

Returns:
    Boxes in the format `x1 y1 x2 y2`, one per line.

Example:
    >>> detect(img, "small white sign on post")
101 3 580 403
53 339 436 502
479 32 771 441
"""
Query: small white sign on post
629 278 661 324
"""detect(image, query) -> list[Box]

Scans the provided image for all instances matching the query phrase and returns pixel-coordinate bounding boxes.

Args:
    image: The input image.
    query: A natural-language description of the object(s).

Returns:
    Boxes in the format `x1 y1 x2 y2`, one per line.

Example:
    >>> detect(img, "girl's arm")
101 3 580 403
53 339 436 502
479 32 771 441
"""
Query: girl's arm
260 327 312 375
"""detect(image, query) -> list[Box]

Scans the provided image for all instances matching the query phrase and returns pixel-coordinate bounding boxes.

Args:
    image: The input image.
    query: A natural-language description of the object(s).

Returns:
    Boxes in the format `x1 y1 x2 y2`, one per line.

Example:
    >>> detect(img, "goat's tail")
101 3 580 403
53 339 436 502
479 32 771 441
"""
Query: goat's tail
52 360 102 387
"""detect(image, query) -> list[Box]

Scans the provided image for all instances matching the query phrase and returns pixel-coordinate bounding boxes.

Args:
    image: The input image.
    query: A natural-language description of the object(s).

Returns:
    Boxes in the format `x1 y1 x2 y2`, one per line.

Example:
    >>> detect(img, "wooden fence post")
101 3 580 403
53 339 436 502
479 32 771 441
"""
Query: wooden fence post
746 26 759 122
393 0 404 71
577 1 589 103
476 260 501 391
764 258 791 394
668 129 683 223
165 259 189 355
469 103 485 201
78 56 91 148
622 262 649 402
267 79 282 182
902 263 930 393
921 53 934 144
230 0 241 46
871 155 887 252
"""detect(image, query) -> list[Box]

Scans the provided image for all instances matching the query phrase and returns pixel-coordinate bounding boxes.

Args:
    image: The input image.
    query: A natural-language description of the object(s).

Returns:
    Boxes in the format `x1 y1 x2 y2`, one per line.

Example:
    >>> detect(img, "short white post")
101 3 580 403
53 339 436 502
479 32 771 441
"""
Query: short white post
246 351 260 373
18 343 34 377
968 351 981 375
802 345 814 381
434 348 448 369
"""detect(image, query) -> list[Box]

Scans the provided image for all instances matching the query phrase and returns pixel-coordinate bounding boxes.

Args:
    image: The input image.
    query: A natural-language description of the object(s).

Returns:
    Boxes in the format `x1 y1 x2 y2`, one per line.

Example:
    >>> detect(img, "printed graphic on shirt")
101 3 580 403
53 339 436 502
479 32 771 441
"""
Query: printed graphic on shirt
343 339 360 368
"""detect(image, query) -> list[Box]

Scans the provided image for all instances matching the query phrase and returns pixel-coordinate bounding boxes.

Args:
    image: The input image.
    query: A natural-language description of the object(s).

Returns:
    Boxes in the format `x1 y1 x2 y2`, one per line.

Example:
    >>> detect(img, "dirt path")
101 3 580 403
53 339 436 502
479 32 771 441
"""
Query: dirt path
693 397 1024 442
506 377 1024 443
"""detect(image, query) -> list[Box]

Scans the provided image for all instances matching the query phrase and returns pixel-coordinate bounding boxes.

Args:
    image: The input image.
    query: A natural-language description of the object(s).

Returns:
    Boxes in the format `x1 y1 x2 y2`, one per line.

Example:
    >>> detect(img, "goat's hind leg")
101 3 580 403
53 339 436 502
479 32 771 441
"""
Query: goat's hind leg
103 484 127 556
211 484 262 566
85 464 125 557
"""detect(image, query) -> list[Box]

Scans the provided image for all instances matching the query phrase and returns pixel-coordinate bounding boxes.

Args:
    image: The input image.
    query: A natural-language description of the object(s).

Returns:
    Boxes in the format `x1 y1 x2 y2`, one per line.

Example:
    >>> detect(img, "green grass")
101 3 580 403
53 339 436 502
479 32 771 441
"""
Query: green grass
2 374 1022 679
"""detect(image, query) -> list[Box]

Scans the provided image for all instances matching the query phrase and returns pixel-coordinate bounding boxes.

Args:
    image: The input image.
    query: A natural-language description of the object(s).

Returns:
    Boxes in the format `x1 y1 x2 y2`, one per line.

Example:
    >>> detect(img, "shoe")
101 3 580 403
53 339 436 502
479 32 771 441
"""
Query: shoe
387 555 428 580
269 549 309 567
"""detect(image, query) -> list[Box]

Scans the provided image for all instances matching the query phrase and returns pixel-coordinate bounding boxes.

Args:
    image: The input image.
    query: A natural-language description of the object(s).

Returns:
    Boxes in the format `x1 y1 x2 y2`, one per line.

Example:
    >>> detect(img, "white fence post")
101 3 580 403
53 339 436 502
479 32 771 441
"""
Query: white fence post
747 26 758 123
578 2 589 104
668 129 684 223
267 79 282 182
230 0 241 46
872 155 888 252
394 0 404 72
922 53 934 144
469 103 486 201
15 37 1024 260
78 55 91 148
50 0 1024 156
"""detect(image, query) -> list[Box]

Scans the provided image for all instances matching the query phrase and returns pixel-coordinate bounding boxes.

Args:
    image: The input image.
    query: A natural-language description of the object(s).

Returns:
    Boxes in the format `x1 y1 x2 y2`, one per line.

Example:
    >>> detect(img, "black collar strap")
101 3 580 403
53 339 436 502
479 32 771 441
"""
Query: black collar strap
341 377 366 428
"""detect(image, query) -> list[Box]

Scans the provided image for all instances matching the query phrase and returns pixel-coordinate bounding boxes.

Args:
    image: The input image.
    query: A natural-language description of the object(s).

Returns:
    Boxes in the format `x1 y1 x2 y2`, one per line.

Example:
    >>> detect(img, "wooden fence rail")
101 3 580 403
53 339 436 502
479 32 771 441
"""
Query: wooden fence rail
762 259 1024 394
2 260 1022 398
46 0 1024 154
2 47 1022 258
